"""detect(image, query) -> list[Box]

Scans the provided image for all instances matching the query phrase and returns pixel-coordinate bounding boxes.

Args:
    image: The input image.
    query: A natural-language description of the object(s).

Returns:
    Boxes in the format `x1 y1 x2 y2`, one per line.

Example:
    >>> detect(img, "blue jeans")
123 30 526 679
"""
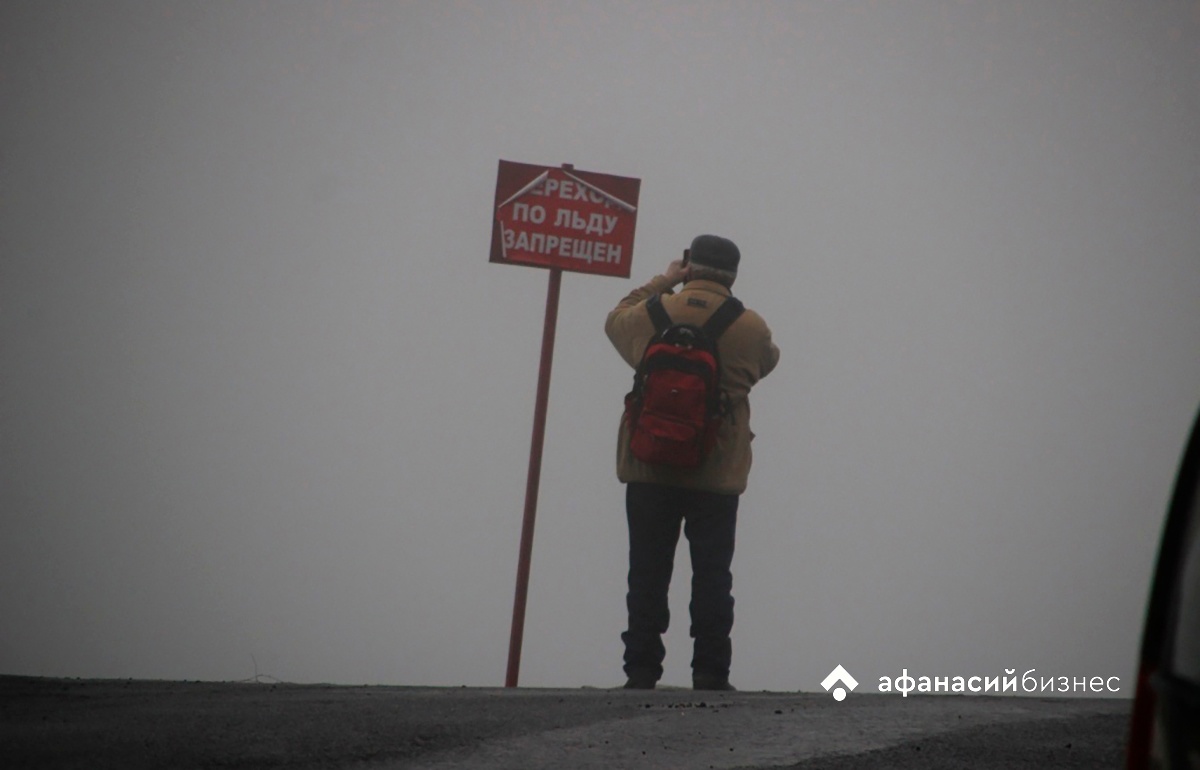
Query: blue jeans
622 482 739 682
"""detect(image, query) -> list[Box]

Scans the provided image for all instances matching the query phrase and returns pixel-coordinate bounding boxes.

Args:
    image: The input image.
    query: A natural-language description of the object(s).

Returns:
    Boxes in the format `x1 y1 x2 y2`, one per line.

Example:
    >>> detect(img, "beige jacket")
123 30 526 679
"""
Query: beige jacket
605 276 780 495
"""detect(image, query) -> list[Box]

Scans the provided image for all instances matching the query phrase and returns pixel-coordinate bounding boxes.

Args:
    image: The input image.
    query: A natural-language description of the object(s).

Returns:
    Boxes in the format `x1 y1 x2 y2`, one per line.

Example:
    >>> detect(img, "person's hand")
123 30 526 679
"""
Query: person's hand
663 259 690 287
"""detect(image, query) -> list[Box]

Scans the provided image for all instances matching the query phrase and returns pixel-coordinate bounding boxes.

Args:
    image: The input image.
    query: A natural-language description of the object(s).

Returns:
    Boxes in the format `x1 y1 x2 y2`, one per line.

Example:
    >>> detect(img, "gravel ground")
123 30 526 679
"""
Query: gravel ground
0 676 1132 769
772 712 1128 770
1 676 649 769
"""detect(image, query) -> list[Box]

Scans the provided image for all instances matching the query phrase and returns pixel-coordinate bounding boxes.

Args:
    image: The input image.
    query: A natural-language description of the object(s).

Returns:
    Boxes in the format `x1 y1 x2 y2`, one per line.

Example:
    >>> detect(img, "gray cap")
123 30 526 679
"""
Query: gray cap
689 234 740 273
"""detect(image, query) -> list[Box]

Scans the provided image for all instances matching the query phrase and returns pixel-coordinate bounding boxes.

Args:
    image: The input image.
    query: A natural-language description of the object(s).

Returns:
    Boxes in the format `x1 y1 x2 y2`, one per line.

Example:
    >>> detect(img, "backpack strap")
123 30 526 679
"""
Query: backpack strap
701 297 745 339
645 293 672 333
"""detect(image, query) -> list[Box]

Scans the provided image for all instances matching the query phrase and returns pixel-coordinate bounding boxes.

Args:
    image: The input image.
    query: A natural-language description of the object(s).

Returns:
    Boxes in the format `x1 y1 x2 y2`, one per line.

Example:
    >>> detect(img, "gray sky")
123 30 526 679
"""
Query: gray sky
2 1 1198 693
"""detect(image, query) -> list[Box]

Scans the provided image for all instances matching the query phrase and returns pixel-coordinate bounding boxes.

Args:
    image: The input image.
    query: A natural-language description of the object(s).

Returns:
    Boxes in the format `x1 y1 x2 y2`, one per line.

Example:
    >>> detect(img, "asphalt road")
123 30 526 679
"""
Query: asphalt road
0 676 1130 769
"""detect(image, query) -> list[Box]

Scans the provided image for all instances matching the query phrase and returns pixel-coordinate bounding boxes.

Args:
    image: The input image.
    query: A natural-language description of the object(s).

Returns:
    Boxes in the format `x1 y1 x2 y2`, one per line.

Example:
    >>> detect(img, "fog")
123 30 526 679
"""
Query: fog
2 1 1198 693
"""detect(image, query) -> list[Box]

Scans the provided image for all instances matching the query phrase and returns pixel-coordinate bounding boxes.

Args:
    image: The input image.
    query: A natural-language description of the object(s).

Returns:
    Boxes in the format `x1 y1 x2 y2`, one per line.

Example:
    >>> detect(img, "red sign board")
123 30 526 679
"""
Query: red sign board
489 160 641 278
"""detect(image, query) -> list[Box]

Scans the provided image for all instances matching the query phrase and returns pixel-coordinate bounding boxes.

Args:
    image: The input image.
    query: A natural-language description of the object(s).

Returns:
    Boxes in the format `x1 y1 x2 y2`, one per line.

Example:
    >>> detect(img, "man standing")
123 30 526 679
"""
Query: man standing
605 234 780 691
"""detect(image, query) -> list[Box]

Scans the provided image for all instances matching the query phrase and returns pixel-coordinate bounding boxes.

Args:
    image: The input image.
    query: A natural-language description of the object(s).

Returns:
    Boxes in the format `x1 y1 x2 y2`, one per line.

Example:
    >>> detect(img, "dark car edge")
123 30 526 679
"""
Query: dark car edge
1127 404 1200 770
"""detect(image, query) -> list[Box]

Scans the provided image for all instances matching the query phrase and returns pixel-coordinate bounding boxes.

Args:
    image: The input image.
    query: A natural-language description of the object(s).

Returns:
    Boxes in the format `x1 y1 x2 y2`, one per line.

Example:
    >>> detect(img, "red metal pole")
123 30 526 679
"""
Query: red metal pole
505 266 562 687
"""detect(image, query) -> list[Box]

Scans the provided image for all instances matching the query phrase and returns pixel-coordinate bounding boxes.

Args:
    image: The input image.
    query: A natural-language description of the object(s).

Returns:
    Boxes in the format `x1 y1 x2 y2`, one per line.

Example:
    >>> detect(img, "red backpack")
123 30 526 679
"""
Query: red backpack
623 294 745 467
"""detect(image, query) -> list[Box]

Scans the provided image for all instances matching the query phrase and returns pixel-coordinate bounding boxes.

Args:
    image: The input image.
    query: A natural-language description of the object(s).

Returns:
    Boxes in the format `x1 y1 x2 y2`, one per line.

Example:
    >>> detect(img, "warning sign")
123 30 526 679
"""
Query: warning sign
489 160 641 278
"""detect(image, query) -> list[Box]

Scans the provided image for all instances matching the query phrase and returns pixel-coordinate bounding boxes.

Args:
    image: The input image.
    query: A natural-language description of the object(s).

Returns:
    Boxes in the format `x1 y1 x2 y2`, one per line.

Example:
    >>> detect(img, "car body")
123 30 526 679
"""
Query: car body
1127 405 1200 769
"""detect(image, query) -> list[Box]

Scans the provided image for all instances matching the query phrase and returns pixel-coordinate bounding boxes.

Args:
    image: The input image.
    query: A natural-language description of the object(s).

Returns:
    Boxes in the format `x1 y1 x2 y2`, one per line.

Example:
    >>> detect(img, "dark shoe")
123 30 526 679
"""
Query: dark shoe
623 670 658 690
693 673 736 691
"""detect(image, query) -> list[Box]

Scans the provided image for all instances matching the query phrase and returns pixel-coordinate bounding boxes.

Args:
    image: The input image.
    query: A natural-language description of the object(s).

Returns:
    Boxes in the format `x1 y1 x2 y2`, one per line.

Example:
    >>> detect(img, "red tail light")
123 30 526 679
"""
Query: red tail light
1125 665 1157 770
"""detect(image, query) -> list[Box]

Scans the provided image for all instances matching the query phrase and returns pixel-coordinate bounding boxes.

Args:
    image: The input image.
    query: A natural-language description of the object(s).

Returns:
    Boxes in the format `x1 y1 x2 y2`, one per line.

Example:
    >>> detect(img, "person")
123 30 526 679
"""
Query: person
605 234 780 691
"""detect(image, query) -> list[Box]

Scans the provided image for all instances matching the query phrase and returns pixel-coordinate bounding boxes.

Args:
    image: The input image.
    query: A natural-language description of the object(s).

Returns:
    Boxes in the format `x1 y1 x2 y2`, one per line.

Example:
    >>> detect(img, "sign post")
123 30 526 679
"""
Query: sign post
491 160 640 687
504 265 560 689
